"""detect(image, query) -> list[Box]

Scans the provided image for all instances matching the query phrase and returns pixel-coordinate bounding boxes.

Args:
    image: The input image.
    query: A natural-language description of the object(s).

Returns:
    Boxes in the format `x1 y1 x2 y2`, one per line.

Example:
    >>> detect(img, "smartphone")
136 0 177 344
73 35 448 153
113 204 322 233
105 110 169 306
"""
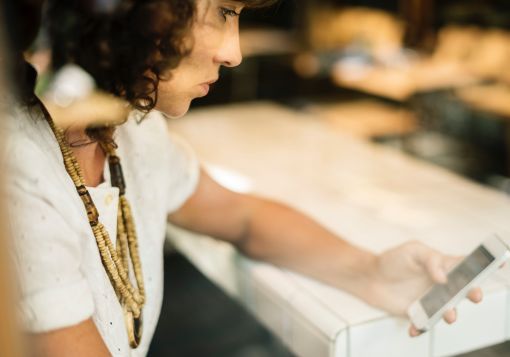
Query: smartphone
407 235 510 332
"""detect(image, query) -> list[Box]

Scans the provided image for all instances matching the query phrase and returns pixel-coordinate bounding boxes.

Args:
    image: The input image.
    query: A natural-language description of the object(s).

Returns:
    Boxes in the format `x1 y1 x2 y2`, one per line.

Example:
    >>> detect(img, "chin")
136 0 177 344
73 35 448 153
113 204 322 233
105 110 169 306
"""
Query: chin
155 100 192 119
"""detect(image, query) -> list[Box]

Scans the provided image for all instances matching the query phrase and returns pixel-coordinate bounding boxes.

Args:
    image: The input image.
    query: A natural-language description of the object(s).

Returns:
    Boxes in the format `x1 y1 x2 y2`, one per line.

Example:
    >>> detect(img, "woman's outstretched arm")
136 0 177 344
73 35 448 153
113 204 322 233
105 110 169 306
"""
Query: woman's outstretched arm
169 169 482 333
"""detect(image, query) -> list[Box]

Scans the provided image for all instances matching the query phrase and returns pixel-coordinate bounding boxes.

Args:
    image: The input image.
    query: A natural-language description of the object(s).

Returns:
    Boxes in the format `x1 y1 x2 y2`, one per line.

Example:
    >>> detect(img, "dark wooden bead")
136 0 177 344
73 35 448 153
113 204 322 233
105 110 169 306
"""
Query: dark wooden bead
77 185 99 226
109 155 126 195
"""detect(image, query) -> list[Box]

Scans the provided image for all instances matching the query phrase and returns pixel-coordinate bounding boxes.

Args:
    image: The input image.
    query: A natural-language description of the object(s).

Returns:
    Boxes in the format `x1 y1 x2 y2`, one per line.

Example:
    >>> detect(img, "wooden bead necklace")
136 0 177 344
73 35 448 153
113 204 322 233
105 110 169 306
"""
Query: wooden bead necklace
38 99 145 348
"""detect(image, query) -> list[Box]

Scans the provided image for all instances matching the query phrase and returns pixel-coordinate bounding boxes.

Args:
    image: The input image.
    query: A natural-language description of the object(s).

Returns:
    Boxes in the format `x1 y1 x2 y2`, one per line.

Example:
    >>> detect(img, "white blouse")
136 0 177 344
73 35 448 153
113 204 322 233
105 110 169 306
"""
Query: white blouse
5 107 200 356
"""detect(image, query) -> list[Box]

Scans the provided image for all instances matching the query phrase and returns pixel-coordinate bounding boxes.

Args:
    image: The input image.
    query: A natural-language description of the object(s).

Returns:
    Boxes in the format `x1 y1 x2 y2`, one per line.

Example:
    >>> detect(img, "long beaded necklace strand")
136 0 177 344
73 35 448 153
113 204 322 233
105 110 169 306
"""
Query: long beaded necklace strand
36 99 145 348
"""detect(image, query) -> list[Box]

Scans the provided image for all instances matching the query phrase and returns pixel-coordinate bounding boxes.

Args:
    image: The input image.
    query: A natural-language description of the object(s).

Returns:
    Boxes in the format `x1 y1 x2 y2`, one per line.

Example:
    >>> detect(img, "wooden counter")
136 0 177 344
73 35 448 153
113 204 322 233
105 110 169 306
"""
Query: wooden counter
166 102 510 357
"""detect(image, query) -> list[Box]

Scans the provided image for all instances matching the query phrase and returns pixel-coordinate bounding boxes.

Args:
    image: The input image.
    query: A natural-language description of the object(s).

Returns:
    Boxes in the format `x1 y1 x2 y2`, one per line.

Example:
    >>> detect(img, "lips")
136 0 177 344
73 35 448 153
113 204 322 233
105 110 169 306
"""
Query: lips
198 78 218 96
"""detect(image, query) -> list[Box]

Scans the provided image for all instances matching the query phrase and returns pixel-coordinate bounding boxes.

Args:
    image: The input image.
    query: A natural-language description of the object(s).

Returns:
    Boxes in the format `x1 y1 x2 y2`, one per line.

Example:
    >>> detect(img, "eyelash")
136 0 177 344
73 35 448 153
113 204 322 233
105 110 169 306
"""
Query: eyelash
220 7 240 20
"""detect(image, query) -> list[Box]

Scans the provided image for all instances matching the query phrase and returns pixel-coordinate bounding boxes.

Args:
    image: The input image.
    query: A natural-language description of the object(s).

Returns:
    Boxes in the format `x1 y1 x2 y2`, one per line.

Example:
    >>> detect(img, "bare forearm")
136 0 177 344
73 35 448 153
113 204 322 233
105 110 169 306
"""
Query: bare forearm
171 172 477 320
169 171 379 302
30 319 111 357
236 196 378 300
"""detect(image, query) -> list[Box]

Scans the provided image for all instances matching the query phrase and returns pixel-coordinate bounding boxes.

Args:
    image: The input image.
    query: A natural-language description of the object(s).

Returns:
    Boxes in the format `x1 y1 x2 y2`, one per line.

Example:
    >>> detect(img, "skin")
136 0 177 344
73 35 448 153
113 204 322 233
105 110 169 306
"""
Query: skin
30 320 111 357
34 0 483 355
155 0 242 117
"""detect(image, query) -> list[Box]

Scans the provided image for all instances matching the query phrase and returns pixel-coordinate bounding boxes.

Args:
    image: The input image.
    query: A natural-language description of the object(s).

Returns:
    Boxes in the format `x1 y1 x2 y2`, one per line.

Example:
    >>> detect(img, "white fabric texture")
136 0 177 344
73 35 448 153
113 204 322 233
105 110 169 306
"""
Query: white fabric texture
5 107 200 356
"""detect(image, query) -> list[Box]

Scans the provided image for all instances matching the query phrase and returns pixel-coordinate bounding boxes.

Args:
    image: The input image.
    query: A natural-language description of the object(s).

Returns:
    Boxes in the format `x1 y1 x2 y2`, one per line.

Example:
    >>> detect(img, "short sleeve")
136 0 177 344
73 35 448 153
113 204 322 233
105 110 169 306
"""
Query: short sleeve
165 131 200 214
6 135 94 333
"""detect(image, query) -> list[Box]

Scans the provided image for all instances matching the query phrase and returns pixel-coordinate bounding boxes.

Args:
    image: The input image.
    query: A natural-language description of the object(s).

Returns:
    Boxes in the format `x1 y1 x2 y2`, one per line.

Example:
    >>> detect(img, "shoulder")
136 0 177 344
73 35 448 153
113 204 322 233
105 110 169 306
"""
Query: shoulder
4 106 59 177
116 110 169 146
4 106 64 183
116 110 201 213
116 109 196 164
3 105 77 226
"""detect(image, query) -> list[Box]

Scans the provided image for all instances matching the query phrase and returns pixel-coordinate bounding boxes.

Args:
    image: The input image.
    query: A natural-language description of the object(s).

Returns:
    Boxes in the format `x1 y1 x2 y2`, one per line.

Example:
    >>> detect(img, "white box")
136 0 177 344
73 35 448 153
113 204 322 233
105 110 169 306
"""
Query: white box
432 287 508 357
349 317 430 357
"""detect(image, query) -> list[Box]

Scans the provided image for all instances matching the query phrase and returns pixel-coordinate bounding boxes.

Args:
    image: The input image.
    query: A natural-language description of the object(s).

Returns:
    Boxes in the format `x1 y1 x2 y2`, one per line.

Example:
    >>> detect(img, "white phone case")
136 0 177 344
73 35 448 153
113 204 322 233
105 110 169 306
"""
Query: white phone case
408 234 510 332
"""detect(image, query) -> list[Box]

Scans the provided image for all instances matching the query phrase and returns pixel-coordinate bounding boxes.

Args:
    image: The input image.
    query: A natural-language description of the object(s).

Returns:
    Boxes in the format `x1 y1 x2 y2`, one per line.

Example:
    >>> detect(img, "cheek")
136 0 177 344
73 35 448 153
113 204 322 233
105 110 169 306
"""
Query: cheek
154 78 193 118
151 43 213 117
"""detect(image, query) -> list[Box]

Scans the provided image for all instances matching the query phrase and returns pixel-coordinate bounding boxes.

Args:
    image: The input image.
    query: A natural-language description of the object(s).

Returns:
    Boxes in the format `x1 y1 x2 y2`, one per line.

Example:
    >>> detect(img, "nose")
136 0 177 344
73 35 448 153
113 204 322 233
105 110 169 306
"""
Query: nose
213 25 243 68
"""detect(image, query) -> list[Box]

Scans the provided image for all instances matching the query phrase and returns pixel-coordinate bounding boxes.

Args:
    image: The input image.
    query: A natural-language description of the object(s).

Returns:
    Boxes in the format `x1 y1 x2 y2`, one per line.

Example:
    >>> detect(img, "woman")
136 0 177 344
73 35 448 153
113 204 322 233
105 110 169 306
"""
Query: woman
6 0 481 356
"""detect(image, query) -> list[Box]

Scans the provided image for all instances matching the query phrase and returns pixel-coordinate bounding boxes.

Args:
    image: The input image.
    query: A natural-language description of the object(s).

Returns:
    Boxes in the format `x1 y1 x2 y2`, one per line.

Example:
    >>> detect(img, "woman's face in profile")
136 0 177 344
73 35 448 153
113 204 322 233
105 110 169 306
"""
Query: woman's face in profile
155 0 244 117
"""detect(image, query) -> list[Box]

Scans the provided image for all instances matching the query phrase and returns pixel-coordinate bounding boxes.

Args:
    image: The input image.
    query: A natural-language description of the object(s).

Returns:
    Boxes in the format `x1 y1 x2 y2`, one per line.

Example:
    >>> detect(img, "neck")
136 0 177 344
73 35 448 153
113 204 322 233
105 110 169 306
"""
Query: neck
66 128 106 187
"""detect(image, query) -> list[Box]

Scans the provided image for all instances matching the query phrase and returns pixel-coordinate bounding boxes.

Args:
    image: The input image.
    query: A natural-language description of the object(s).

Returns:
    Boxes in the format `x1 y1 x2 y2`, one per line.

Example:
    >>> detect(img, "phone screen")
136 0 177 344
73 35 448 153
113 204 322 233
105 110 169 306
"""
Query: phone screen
421 245 495 317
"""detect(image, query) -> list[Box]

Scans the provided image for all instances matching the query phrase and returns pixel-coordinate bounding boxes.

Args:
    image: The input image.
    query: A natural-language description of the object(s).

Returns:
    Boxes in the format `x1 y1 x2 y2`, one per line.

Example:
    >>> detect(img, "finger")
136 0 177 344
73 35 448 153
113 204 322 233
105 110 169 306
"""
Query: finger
425 253 448 284
443 256 462 272
443 308 457 324
409 324 422 337
467 288 483 303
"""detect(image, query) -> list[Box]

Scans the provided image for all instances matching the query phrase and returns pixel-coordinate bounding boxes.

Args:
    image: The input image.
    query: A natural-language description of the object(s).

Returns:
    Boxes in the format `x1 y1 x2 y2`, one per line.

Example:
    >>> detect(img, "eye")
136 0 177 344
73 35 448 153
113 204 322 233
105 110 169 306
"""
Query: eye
220 7 240 20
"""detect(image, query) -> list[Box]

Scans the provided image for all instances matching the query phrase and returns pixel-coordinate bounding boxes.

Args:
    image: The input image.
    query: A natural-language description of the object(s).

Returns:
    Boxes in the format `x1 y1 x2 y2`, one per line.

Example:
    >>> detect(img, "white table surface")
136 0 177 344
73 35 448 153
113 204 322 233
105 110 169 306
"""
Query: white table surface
165 101 510 357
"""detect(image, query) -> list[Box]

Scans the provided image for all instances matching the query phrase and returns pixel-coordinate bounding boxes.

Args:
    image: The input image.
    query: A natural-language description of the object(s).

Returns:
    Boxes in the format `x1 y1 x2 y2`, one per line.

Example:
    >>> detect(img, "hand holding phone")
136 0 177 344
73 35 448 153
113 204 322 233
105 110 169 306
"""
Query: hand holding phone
407 235 510 332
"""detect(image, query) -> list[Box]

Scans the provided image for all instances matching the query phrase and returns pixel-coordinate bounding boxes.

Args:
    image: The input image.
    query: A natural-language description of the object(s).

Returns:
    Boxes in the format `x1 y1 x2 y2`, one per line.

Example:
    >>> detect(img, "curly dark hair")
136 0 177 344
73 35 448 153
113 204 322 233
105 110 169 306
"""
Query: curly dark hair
2 0 44 106
242 0 279 8
47 0 195 112
47 0 278 113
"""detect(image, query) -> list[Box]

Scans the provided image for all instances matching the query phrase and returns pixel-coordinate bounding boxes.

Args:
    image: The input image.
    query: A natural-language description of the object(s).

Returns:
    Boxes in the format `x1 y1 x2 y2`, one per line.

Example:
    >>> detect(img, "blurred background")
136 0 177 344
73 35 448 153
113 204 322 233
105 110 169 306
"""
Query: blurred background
188 0 510 191
18 0 510 356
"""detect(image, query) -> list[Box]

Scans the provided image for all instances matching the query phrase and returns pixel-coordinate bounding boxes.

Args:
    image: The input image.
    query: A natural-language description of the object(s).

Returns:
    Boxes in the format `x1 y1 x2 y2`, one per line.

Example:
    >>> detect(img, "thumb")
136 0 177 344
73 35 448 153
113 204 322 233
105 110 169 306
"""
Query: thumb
424 252 449 284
